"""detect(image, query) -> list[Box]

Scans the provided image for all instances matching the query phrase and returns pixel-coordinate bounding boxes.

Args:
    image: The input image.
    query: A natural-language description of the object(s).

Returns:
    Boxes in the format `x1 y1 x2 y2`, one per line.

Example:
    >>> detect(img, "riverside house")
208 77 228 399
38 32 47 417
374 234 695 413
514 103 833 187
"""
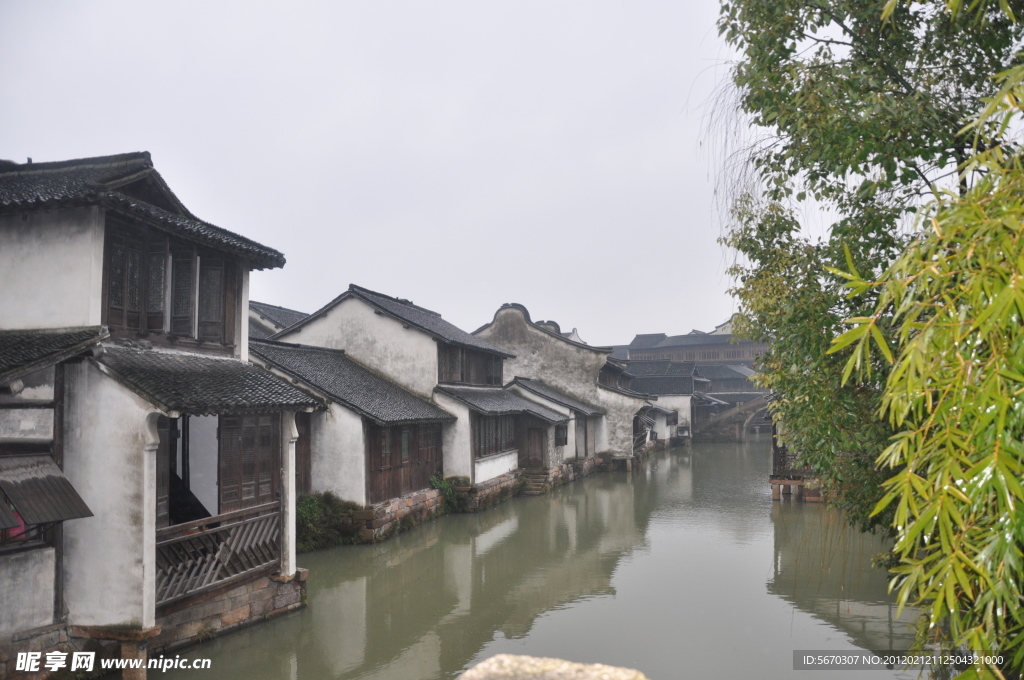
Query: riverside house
0 153 321 675
249 338 456 539
473 303 656 462
272 284 567 509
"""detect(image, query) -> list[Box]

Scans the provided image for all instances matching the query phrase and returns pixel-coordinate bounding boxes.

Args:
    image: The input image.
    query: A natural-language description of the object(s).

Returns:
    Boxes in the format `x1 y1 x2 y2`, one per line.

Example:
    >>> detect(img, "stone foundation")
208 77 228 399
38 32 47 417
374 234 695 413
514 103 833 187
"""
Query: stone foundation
463 470 522 511
355 488 444 542
150 568 307 652
522 457 604 495
0 622 118 680
0 570 306 679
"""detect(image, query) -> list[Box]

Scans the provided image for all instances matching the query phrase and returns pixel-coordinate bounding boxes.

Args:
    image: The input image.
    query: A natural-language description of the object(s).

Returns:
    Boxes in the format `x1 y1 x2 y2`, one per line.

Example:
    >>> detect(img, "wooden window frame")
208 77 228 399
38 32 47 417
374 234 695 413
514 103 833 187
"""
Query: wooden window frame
554 424 568 447
472 414 517 459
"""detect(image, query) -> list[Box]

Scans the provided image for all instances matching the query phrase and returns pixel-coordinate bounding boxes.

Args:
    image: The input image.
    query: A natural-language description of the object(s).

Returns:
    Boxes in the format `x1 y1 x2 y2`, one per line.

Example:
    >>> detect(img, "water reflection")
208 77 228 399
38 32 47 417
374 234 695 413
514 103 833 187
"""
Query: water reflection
163 437 917 680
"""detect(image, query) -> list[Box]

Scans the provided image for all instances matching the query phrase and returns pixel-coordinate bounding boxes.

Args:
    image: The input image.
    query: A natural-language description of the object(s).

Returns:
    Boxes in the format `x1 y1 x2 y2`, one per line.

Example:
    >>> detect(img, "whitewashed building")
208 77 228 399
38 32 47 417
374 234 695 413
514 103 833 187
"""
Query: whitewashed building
249 338 458 539
274 285 565 501
473 303 655 458
0 152 321 675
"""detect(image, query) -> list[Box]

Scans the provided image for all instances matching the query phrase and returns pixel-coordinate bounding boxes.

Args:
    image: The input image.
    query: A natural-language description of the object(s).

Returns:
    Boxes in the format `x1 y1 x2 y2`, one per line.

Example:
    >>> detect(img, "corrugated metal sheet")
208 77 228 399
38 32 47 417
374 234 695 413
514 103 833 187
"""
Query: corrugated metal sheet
0 455 93 524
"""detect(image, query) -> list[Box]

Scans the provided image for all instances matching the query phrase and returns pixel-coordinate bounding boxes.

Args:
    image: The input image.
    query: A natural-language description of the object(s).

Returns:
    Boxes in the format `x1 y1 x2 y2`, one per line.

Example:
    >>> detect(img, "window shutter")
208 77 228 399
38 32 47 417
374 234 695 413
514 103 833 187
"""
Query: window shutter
198 256 225 342
171 252 195 336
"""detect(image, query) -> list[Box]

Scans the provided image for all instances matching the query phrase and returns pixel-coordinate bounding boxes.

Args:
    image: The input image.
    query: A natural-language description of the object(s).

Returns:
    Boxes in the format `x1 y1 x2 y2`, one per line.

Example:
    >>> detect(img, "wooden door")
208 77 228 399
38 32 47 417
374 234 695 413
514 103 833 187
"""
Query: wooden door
295 412 312 495
527 428 545 469
219 414 280 513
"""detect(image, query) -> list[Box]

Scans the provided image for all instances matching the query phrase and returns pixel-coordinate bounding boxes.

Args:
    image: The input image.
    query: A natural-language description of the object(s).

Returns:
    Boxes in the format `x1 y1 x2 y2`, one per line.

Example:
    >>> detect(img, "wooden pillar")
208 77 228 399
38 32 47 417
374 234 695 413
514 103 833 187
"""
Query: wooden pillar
280 411 298 577
771 482 781 500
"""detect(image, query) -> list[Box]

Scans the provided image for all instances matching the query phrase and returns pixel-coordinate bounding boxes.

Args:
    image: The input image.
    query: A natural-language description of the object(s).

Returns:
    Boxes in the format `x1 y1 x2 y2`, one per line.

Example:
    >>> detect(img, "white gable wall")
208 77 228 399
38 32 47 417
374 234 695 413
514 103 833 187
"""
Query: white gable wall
0 206 105 330
476 307 646 456
311 404 367 506
433 393 472 482
278 297 439 398
62 360 157 628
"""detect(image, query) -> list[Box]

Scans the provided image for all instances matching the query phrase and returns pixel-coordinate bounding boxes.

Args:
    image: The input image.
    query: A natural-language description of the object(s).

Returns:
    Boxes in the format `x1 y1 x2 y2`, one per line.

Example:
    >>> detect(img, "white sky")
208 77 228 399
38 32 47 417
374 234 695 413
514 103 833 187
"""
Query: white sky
1 1 738 346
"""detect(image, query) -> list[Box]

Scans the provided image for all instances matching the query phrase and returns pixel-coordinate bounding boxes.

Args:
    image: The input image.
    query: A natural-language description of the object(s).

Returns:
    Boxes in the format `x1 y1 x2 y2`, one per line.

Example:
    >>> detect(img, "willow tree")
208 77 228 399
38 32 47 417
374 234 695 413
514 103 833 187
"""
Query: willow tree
717 0 1022 531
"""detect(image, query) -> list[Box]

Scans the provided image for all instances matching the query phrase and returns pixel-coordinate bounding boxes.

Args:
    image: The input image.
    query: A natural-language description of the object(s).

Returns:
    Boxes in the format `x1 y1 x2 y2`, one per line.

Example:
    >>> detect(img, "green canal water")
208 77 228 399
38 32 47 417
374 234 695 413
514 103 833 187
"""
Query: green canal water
161 437 918 679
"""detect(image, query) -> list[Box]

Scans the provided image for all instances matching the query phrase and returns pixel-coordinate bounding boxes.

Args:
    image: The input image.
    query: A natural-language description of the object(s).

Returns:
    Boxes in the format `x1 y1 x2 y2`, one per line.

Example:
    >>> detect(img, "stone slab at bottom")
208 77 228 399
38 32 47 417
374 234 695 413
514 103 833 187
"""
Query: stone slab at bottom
459 654 649 680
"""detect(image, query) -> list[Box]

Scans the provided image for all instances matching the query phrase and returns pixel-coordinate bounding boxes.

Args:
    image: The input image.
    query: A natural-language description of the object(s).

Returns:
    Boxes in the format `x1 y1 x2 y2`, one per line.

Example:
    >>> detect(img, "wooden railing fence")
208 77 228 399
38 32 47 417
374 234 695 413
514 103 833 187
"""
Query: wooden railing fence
155 501 281 606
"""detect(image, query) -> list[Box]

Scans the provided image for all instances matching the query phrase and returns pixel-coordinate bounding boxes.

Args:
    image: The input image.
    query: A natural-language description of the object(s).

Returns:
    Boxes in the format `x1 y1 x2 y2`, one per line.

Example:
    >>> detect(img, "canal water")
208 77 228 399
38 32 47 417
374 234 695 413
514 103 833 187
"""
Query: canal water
163 437 918 679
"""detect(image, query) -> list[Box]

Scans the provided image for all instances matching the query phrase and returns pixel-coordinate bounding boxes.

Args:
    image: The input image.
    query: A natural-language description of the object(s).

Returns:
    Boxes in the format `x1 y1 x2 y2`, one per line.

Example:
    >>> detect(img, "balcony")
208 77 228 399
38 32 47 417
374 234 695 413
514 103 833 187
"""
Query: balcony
155 501 281 607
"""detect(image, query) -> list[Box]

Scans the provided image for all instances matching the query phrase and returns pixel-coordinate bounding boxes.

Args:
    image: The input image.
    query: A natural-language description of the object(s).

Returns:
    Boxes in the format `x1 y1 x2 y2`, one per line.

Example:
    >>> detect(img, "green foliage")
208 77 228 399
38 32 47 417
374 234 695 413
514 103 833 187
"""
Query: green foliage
832 63 1024 679
717 0 1023 534
430 474 469 513
296 491 362 552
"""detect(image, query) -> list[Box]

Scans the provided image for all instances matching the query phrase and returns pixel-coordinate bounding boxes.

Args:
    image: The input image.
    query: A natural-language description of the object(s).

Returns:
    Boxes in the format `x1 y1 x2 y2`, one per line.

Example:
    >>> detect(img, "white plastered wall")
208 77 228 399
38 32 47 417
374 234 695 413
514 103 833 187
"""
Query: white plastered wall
278 297 439 398
654 394 692 429
474 451 518 485
311 404 367 506
432 393 472 481
62 360 157 628
0 206 105 329
187 415 219 514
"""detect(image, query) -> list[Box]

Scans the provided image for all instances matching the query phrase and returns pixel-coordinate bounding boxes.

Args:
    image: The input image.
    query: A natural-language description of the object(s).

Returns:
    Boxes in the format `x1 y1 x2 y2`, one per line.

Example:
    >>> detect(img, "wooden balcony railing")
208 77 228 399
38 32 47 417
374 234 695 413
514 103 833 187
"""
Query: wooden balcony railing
155 501 281 607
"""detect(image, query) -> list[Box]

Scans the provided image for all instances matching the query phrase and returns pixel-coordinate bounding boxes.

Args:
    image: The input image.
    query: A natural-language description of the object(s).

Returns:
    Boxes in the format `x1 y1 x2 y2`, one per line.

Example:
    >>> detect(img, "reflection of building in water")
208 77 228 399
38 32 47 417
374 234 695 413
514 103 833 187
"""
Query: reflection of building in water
288 472 648 680
767 502 919 652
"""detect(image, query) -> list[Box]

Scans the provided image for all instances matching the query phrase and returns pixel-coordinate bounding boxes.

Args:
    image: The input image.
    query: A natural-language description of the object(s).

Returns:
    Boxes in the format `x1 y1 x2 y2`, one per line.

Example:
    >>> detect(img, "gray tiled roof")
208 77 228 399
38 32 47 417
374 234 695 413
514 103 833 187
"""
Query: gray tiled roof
0 153 285 270
436 385 567 423
249 301 309 331
250 340 454 426
508 377 604 416
625 360 697 377
347 286 513 357
628 334 668 349
0 327 108 383
693 363 760 381
248 322 275 340
654 333 761 348
95 345 322 416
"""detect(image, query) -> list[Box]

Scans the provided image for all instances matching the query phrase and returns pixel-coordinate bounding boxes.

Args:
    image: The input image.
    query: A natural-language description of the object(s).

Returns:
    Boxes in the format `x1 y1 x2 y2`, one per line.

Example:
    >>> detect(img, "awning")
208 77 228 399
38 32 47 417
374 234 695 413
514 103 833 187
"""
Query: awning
638 414 656 428
0 455 93 525
436 385 568 424
0 499 17 530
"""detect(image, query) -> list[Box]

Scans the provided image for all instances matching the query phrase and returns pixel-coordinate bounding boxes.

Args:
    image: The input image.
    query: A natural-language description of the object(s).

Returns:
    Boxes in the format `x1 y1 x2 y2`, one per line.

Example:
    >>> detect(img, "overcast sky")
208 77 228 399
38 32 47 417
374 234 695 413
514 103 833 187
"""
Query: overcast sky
1 1 737 346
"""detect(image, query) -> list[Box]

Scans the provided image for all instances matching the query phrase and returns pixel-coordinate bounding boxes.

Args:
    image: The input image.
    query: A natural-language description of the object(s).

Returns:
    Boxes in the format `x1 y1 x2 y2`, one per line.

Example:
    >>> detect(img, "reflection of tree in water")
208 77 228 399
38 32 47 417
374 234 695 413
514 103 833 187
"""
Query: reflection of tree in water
767 501 919 654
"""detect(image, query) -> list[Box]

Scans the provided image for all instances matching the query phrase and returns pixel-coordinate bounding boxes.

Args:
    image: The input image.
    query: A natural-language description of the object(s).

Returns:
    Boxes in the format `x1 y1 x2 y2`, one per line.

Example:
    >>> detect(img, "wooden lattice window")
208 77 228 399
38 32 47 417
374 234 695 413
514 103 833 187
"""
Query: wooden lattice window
473 414 516 458
400 428 410 462
219 414 280 513
170 251 195 336
555 425 568 447
198 256 225 342
486 355 503 386
438 345 463 383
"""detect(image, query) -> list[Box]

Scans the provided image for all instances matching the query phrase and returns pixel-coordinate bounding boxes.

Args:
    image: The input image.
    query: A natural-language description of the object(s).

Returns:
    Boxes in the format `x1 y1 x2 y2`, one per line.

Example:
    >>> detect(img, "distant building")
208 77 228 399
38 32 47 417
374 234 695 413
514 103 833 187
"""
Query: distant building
249 300 309 339
474 303 656 458
625 315 767 364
